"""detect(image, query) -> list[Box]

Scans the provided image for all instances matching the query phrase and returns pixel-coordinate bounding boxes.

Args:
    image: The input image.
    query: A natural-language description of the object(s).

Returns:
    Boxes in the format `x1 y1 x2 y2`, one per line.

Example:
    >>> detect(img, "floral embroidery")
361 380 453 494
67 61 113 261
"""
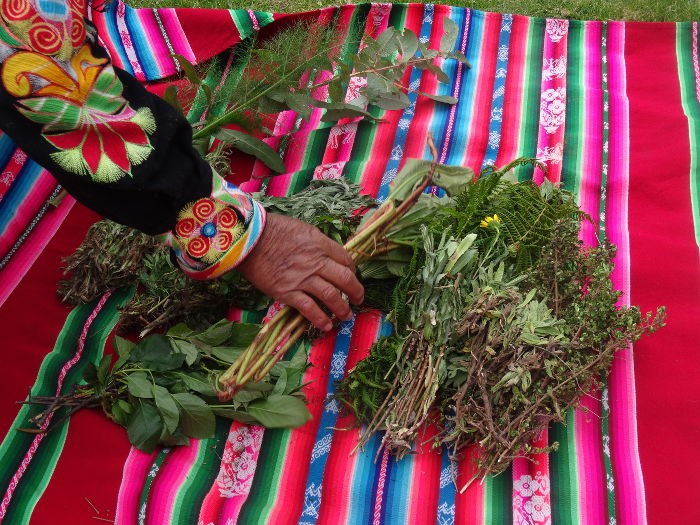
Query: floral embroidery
0 0 156 182
216 425 263 498
513 471 552 525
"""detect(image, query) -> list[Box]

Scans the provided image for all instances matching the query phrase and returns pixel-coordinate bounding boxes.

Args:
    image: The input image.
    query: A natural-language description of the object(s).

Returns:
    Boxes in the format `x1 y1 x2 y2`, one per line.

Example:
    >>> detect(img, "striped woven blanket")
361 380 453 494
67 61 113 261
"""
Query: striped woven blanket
0 2 698 524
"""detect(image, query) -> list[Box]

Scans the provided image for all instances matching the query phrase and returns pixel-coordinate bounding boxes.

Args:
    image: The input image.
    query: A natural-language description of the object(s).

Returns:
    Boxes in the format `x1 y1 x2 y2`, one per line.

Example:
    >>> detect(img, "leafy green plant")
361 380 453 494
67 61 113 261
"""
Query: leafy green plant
21 319 310 452
165 18 468 173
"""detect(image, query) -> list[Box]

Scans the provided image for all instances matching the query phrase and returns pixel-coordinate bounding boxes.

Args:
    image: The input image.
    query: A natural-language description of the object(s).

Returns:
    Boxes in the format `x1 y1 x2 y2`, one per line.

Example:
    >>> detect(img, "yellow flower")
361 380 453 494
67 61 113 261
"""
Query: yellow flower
480 214 501 228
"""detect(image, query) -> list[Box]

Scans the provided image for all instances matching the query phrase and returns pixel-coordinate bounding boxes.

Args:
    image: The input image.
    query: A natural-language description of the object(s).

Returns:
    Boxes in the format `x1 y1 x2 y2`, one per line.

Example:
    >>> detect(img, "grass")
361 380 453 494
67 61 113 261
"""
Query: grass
132 0 699 22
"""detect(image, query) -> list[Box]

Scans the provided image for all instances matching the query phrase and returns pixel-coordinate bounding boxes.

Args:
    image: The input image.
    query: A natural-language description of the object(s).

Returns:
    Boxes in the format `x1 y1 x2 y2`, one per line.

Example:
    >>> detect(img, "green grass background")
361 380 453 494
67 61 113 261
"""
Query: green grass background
133 0 698 22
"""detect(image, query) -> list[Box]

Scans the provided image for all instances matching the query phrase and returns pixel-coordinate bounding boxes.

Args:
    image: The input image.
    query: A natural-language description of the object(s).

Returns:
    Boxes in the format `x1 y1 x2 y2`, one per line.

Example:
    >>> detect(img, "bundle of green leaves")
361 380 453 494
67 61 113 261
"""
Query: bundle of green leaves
24 320 310 452
336 164 665 480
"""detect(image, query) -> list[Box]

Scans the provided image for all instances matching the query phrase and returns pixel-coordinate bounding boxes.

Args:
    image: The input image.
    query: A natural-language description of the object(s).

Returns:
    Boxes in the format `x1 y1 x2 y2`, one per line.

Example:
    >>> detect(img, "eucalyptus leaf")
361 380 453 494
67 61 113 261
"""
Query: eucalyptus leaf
372 90 411 111
319 103 377 122
397 30 419 62
440 17 459 52
215 129 286 173
171 54 201 86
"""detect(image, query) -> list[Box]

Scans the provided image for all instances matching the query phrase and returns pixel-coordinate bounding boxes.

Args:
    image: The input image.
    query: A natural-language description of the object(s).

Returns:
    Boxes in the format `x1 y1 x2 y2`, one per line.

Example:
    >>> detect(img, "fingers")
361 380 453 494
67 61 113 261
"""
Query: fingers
318 260 364 305
281 291 333 332
319 234 356 272
306 276 353 322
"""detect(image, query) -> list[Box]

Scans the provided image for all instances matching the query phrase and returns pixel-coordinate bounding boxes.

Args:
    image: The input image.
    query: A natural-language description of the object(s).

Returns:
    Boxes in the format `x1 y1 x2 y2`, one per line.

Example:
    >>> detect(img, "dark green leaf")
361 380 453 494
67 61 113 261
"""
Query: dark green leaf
229 323 262 347
169 338 199 366
211 346 244 364
127 401 163 453
446 50 470 64
166 323 194 338
179 373 217 397
327 79 345 103
130 334 185 371
285 92 313 120
114 336 135 359
154 385 180 433
201 83 213 107
162 85 184 116
83 363 98 386
127 372 154 399
272 368 288 396
171 54 201 86
246 394 312 428
159 430 190 447
215 129 286 173
232 389 264 404
212 408 259 425
376 27 399 56
96 354 112 387
172 393 216 439
258 95 287 114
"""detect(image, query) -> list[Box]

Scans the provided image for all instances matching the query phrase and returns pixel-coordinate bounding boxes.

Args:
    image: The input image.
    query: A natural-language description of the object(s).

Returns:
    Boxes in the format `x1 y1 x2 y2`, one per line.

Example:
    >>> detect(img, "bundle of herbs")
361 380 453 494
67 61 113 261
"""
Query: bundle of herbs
21 319 311 452
334 165 665 482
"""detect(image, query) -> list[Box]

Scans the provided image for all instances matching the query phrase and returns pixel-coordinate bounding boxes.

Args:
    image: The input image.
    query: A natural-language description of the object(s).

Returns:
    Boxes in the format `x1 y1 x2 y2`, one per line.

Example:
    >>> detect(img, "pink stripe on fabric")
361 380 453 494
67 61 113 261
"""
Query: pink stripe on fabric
512 430 551 525
455 445 485 525
0 292 111 520
406 423 443 525
145 440 202 523
575 392 607 524
138 9 175 78
372 448 390 525
573 21 607 525
495 15 529 167
693 22 700 102
533 19 569 183
0 172 55 256
440 9 471 164
114 448 161 525
605 21 647 523
0 196 74 308
160 8 197 63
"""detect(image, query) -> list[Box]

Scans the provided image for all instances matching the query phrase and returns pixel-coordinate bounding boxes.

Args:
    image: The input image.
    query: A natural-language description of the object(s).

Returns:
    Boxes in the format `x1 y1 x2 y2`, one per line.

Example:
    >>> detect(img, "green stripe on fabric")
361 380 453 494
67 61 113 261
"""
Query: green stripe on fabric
229 10 256 41
174 417 230 524
561 20 584 195
0 288 133 524
484 465 513 524
138 448 170 524
170 442 206 524
515 17 544 181
549 411 579 525
676 22 700 247
235 339 308 523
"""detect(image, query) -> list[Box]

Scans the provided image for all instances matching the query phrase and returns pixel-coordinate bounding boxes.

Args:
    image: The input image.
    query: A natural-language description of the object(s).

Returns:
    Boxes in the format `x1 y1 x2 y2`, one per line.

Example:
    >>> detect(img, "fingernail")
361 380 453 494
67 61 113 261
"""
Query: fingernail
322 322 333 332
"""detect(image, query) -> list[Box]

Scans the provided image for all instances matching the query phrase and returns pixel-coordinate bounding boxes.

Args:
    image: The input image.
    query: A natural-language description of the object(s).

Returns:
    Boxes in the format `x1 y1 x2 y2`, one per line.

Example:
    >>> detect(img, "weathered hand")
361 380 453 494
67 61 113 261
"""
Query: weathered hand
237 213 364 331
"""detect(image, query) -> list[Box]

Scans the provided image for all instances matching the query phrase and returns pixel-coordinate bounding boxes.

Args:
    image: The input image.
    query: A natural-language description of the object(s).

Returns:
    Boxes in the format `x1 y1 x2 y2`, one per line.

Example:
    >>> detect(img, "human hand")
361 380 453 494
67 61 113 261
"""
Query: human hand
237 213 364 331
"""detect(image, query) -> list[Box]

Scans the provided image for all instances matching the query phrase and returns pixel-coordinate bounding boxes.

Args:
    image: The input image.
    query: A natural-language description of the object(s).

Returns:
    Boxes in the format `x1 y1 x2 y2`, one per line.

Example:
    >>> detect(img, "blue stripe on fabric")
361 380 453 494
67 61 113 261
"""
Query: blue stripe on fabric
124 6 161 79
383 450 414 525
376 3 437 202
481 14 513 168
298 315 356 524
0 134 16 169
0 161 46 237
101 2 135 76
436 450 457 525
345 318 394 525
439 9 484 168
